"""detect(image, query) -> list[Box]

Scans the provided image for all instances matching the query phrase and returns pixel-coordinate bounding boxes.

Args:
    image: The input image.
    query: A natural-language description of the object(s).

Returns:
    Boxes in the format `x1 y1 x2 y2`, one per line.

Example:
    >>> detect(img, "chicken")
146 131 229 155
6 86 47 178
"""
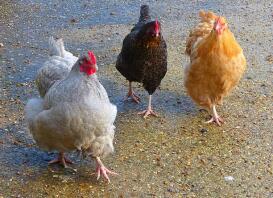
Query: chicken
184 11 246 126
25 51 117 182
36 37 78 97
116 5 168 118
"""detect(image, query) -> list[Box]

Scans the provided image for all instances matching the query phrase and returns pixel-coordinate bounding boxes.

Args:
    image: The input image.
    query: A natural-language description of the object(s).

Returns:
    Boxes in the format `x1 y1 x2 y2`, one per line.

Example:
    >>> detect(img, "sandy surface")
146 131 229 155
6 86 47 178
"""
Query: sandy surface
0 0 272 197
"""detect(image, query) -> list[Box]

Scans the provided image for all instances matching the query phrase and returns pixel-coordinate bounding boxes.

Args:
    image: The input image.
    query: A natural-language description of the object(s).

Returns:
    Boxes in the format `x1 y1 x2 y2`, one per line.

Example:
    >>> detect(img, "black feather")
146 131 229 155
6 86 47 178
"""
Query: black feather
116 5 167 95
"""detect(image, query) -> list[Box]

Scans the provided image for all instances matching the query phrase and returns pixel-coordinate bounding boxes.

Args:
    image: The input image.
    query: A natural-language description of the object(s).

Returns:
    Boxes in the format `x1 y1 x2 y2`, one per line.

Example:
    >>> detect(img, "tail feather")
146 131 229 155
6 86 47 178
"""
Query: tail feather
199 10 218 23
139 5 151 22
48 36 65 58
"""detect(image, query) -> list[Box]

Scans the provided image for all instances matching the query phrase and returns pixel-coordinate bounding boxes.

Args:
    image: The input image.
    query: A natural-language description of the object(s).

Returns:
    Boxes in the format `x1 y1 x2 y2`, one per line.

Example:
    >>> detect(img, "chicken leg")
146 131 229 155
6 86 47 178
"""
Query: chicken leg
206 105 224 126
138 95 158 118
48 152 73 168
125 81 140 103
95 157 117 183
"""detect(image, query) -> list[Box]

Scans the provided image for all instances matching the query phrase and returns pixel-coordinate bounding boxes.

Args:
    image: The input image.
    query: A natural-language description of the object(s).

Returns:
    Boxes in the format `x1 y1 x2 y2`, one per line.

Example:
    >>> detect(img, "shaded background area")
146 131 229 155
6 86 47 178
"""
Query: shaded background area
0 0 272 197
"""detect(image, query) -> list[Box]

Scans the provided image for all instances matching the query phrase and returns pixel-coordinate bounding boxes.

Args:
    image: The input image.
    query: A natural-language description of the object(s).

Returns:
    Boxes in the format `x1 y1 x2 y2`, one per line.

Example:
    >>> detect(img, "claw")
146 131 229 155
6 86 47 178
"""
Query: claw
205 105 224 126
138 108 158 119
125 82 140 103
138 95 158 118
125 91 140 103
205 116 224 126
96 166 101 180
95 157 118 183
48 152 73 168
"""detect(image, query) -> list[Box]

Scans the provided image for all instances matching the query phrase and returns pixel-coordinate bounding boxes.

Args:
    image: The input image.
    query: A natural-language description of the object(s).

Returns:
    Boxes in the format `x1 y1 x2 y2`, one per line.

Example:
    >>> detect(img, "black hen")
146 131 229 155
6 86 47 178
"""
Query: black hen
116 5 168 118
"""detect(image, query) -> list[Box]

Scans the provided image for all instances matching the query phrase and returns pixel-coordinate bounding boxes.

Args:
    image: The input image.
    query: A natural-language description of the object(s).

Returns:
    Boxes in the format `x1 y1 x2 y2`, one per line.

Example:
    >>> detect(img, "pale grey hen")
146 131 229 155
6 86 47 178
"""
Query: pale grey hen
25 51 117 182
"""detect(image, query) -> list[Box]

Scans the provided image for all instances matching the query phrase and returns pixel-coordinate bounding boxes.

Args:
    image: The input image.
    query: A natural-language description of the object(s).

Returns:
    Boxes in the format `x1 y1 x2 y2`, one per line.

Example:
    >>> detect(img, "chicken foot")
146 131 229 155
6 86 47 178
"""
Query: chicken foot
138 95 158 118
125 81 140 103
206 105 224 126
48 152 73 168
95 157 117 183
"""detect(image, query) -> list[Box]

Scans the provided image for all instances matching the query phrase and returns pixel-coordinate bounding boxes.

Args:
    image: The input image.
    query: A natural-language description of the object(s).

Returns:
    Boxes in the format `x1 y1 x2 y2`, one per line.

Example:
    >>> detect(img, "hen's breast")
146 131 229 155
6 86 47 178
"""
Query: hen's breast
141 39 168 94
184 46 246 108
117 36 167 94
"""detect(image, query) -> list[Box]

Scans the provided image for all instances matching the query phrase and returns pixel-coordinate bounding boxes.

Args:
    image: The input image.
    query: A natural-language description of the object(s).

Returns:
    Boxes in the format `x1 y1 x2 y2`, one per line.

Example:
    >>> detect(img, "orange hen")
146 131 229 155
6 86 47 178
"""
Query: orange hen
184 11 246 126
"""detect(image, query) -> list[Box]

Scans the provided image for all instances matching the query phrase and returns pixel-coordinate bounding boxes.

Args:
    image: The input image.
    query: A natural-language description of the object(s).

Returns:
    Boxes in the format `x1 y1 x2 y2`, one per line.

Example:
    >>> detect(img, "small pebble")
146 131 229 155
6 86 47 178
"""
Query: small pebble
167 187 179 193
200 128 208 133
224 176 234 182
70 18 76 23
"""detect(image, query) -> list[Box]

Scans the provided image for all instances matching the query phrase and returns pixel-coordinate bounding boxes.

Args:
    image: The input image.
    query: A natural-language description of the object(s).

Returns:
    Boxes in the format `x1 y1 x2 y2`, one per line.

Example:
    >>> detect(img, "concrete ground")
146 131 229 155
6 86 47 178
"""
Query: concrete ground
0 0 272 197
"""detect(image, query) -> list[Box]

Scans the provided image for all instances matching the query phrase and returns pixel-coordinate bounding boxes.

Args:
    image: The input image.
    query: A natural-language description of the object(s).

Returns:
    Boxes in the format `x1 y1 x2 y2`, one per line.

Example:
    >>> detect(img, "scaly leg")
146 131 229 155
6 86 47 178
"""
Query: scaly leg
95 157 118 183
205 105 224 126
138 95 158 118
48 152 73 168
124 81 140 103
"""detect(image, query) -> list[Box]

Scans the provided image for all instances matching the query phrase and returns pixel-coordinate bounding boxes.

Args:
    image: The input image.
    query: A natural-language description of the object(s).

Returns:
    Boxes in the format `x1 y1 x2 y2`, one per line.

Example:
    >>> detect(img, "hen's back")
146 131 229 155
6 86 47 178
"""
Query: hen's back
36 37 77 97
185 11 218 56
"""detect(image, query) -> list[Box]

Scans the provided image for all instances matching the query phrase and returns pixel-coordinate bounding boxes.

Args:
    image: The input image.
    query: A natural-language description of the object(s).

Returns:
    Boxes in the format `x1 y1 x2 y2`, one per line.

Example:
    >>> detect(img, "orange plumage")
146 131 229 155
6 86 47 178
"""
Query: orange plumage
185 10 218 56
184 11 246 126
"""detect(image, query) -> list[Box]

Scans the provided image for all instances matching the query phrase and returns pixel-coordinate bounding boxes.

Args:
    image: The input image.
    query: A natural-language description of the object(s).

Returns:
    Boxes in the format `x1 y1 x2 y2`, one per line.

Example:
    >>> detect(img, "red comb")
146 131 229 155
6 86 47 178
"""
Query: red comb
154 18 160 34
214 17 226 34
88 51 97 65
155 18 159 29
215 17 221 24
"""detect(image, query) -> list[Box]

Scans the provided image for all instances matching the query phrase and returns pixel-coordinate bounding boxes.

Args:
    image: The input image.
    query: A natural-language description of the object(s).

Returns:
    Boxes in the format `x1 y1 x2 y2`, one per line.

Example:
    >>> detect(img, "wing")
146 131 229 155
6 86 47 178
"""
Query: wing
36 56 74 97
116 32 144 82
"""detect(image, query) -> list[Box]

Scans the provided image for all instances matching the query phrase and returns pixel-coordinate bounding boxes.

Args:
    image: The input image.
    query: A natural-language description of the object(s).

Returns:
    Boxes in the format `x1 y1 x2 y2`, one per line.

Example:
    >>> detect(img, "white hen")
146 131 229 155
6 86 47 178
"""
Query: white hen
36 37 78 97
25 51 117 182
